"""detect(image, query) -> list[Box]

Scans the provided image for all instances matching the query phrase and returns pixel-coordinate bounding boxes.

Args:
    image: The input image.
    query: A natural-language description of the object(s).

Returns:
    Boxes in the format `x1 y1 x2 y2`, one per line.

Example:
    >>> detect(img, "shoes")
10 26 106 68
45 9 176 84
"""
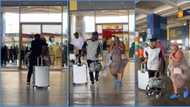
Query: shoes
183 87 189 98
119 81 123 87
169 94 179 100
91 81 94 85
95 81 99 86
27 82 30 86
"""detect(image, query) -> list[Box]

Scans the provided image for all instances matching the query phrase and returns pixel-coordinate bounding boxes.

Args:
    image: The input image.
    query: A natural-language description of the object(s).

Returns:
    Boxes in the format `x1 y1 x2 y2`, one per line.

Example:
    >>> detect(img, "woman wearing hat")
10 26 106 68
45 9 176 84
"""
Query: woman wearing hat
168 42 189 99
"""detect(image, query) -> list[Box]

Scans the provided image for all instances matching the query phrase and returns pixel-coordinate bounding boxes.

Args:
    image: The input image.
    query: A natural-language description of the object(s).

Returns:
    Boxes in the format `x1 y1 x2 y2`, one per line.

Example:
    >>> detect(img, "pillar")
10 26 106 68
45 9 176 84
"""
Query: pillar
0 1 2 68
147 14 167 47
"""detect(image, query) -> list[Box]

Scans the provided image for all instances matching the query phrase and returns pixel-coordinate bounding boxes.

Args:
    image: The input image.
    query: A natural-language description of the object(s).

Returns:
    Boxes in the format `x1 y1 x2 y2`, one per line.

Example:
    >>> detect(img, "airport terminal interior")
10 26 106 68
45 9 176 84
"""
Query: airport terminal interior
0 0 190 106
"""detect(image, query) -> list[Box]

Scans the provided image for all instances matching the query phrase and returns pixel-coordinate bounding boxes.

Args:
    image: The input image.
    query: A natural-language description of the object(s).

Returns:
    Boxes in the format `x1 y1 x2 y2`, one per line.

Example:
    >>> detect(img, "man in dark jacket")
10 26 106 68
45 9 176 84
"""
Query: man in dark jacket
27 34 43 85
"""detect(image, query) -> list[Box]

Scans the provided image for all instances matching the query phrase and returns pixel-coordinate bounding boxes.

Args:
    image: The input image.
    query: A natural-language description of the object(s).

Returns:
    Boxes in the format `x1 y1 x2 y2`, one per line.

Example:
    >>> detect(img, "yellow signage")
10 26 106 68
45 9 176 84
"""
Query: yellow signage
70 0 77 11
177 9 184 18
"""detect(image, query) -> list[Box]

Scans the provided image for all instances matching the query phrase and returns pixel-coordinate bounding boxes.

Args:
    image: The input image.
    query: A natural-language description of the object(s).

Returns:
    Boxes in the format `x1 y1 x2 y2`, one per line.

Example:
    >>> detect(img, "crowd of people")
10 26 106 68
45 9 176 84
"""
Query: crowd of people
71 32 127 87
3 32 188 99
1 45 19 67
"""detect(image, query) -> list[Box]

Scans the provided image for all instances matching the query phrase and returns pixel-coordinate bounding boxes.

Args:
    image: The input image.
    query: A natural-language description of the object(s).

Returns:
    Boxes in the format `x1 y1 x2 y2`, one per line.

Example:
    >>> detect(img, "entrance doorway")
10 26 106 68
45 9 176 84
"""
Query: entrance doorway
20 23 63 70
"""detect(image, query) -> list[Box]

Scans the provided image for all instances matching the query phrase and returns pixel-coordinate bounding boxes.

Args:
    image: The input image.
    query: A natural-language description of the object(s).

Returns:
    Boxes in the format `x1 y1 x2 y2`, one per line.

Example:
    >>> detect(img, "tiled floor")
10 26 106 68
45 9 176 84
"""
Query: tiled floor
0 62 135 106
71 63 135 105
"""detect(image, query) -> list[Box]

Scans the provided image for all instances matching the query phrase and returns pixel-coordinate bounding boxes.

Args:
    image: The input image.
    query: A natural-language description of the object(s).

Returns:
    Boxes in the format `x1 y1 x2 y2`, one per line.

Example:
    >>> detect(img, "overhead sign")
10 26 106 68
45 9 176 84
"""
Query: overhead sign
177 8 190 18
184 9 190 16
69 0 77 11
177 9 184 18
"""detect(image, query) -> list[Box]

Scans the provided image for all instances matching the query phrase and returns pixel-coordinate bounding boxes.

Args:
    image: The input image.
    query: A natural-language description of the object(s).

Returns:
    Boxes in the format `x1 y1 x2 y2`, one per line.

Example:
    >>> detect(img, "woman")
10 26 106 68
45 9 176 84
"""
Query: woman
157 40 166 75
168 43 189 99
41 37 51 66
110 36 125 87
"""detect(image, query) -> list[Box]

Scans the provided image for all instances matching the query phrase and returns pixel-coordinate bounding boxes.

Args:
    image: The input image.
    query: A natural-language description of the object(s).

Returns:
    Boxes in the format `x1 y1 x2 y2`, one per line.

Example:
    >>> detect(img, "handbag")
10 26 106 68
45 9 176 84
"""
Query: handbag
95 61 102 71
173 67 182 74
89 61 102 72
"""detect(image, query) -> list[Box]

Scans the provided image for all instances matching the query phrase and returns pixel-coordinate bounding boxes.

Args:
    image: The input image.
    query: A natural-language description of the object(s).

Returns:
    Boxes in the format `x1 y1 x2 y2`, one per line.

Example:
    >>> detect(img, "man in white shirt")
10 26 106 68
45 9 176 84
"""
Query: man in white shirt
71 32 84 64
144 38 162 78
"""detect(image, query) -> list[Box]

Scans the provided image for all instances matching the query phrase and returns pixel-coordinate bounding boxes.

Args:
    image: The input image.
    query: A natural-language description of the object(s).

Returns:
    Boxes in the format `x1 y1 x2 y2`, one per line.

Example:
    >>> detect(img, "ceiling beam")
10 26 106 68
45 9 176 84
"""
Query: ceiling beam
158 0 178 8
136 8 153 15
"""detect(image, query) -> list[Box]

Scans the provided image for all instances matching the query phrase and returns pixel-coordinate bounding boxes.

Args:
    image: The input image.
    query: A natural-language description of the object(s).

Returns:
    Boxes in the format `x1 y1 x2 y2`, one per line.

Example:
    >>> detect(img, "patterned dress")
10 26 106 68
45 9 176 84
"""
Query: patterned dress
110 43 124 75
168 50 189 88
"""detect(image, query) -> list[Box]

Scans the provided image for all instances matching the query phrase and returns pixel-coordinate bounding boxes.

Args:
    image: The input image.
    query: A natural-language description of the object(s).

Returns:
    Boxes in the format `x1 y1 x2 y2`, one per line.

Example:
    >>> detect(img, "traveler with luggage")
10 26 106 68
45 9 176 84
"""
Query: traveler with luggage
84 32 101 85
27 34 43 85
110 36 125 87
71 32 85 64
142 38 163 96
168 42 189 99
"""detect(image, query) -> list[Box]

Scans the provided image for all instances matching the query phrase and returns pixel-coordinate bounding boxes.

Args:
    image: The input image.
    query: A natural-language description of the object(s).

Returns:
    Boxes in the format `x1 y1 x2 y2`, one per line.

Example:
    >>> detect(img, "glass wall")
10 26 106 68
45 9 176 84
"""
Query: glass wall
69 9 136 105
2 7 19 67
2 6 68 69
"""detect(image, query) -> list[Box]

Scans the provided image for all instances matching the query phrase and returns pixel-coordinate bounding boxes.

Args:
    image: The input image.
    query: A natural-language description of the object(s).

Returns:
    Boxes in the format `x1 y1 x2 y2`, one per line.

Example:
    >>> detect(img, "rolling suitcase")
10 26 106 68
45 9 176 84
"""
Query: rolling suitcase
138 64 149 90
72 64 88 85
33 57 50 88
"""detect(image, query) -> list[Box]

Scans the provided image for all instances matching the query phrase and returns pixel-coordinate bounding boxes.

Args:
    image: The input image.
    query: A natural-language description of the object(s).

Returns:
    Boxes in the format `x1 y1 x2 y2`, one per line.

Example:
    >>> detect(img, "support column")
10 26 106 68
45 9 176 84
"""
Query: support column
75 15 84 35
0 1 3 68
147 14 167 47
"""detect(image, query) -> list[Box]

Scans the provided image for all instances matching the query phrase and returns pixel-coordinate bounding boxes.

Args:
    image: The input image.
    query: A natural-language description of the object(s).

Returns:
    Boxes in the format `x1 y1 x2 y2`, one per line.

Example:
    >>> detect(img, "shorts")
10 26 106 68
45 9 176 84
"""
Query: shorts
148 70 159 78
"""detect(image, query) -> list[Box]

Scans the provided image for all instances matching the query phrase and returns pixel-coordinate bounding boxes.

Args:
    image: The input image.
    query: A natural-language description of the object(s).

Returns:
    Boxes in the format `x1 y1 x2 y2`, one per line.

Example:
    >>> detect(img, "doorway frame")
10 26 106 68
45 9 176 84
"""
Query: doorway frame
19 22 63 69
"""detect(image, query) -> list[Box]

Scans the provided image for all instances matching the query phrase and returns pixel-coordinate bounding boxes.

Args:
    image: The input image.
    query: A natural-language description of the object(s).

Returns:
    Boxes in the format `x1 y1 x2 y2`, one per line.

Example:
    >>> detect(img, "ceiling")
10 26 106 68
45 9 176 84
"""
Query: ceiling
136 0 190 32
2 0 135 10
136 1 164 10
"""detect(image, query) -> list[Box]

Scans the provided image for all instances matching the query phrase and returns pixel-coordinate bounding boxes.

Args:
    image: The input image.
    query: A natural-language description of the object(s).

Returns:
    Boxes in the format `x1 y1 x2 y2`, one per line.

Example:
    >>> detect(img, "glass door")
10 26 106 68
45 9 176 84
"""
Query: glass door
20 23 63 70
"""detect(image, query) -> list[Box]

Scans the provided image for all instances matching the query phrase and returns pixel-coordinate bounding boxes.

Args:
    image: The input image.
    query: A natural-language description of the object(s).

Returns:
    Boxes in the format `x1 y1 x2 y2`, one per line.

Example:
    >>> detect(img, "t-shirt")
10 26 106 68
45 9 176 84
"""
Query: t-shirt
71 37 84 50
144 47 161 70
86 40 99 60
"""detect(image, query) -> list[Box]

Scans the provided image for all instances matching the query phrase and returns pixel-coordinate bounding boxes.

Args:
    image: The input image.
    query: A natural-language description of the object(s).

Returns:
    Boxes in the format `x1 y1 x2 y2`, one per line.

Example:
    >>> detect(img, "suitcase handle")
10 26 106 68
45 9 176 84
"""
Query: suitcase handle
140 63 147 73
37 56 44 66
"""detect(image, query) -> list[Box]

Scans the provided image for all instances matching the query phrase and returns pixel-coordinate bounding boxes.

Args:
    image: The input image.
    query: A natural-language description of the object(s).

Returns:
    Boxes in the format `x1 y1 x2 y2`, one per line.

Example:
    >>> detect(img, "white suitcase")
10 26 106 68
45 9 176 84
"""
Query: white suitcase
33 57 49 88
73 64 88 85
138 64 149 90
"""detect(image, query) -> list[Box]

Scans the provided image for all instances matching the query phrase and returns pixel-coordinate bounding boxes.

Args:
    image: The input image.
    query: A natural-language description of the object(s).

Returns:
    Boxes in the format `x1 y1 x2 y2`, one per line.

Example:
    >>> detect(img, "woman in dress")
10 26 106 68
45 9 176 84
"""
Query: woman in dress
168 43 189 99
110 36 125 87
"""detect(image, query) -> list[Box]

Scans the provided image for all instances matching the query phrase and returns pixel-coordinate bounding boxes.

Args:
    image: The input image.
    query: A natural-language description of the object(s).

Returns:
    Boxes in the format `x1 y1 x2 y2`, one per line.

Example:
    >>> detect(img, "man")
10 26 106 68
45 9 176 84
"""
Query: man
85 32 101 85
27 34 43 85
71 32 84 64
144 38 162 78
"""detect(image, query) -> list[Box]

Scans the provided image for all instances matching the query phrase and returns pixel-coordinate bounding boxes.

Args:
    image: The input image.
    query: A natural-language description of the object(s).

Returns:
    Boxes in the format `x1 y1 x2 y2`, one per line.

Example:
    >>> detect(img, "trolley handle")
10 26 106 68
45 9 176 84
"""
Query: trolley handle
140 63 147 73
37 56 44 66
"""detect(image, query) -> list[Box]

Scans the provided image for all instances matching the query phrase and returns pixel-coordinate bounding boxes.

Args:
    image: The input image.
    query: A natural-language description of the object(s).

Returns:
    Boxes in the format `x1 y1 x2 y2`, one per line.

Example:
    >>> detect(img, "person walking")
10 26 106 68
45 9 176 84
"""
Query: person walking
168 43 189 99
71 32 84 64
110 36 125 87
143 38 162 78
85 32 101 85
26 34 43 85
142 38 163 95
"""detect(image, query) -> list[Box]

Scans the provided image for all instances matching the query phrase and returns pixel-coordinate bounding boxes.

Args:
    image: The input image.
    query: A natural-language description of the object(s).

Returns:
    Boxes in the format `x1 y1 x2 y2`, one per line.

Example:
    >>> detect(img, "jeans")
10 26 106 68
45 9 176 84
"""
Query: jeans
87 60 99 83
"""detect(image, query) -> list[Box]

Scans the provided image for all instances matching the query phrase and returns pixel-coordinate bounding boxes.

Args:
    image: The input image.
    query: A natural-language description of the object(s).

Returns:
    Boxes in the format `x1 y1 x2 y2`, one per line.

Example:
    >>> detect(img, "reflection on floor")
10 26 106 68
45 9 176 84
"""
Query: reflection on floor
71 64 135 105
0 63 135 106
0 71 66 106
136 78 190 106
